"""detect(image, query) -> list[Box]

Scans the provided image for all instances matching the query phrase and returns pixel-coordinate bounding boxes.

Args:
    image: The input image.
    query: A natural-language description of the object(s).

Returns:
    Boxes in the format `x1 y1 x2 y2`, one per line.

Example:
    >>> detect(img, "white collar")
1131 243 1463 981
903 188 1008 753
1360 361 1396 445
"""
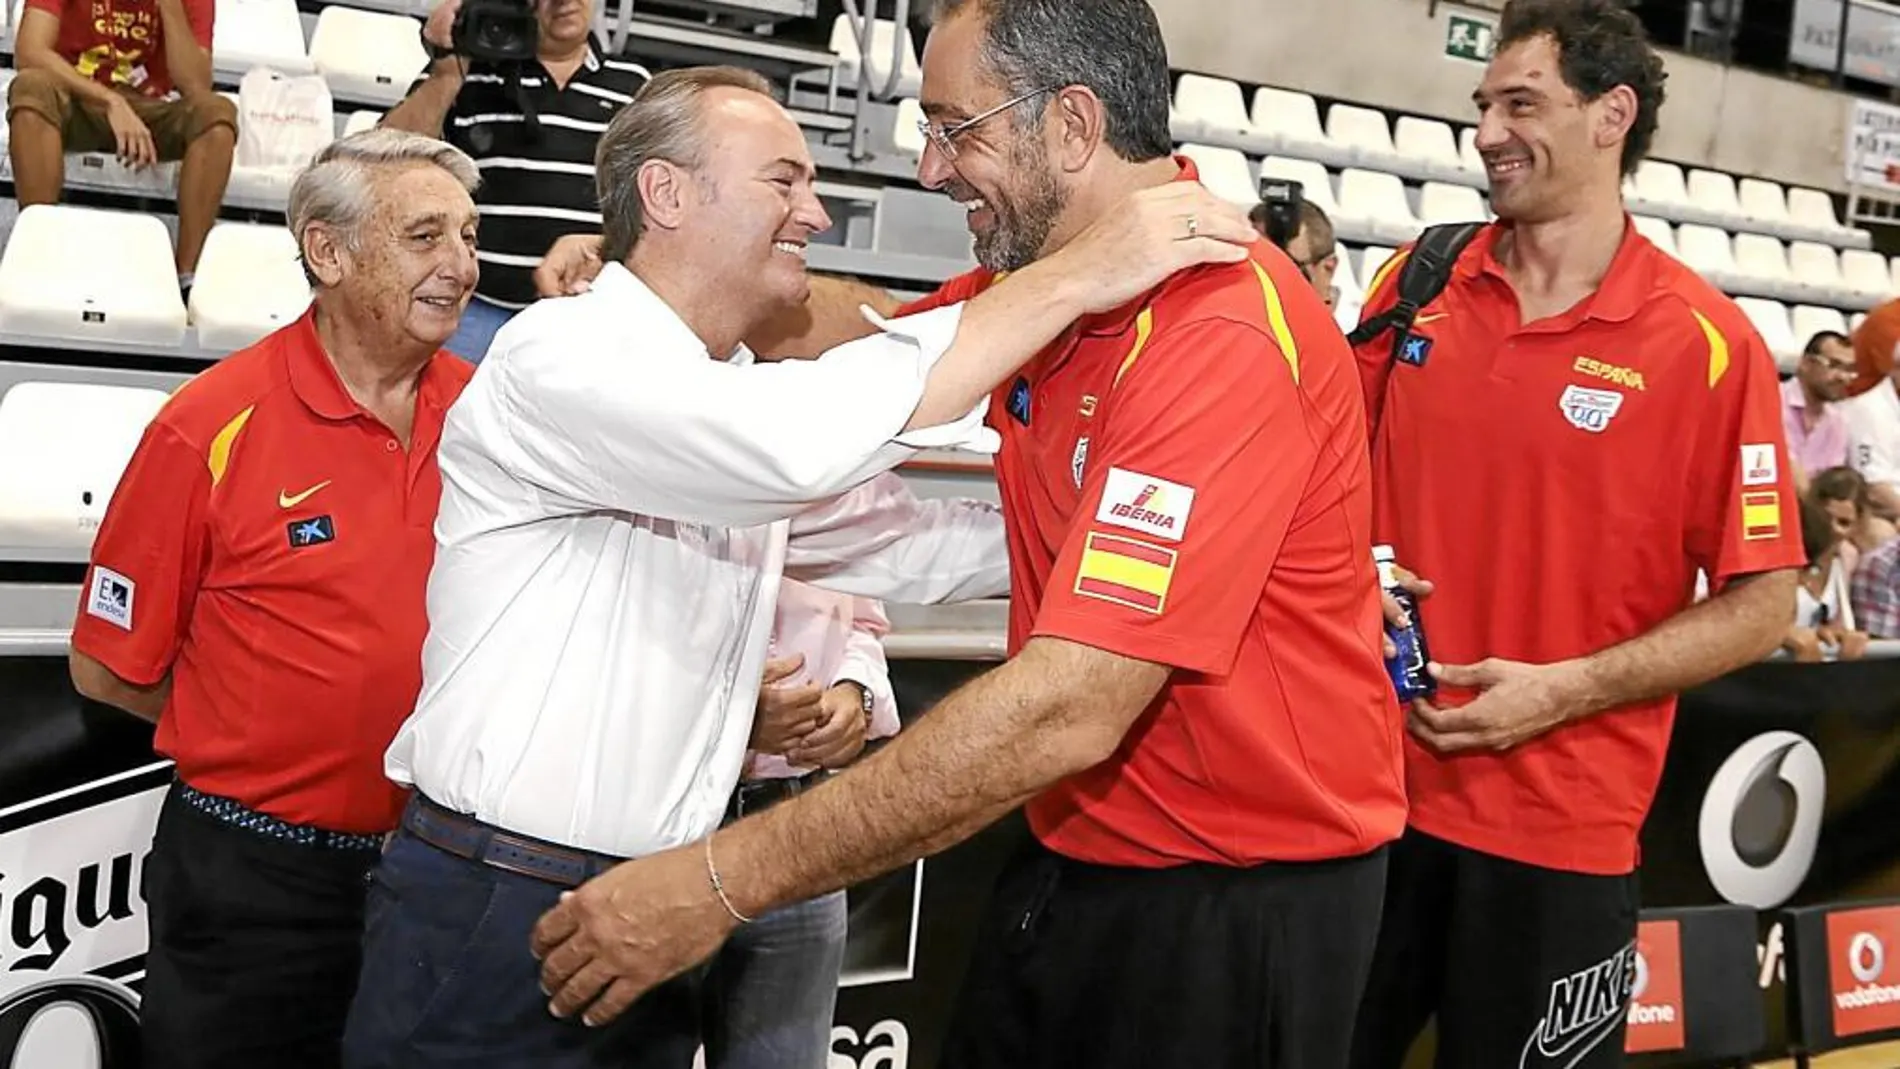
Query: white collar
590 262 756 366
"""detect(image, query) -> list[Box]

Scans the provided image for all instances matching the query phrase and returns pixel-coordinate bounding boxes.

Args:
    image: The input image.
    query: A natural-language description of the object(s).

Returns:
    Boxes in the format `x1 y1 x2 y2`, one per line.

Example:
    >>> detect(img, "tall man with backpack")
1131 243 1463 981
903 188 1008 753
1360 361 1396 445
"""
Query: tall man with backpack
1345 2 1802 1066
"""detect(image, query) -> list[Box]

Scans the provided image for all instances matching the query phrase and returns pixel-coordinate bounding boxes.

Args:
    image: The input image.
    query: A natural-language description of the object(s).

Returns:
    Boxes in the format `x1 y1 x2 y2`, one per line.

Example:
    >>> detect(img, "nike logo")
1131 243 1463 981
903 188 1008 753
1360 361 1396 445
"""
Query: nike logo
1415 312 1450 325
278 481 332 509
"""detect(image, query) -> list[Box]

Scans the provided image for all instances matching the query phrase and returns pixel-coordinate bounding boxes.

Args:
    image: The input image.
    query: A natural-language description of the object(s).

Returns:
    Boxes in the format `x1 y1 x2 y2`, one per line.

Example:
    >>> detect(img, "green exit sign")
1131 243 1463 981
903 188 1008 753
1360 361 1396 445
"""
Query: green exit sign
1445 12 1497 64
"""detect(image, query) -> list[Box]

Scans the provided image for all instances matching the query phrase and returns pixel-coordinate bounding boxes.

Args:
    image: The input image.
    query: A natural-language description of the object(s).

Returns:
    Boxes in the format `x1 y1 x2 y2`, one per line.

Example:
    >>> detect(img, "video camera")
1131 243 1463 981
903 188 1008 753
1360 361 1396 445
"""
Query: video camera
1255 176 1305 252
452 0 539 62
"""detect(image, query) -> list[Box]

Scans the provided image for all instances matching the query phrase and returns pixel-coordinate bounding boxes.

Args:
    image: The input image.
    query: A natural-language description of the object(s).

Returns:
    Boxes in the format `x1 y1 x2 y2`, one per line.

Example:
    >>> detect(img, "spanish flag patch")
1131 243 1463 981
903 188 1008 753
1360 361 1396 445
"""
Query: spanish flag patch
1742 490 1782 542
1074 531 1177 614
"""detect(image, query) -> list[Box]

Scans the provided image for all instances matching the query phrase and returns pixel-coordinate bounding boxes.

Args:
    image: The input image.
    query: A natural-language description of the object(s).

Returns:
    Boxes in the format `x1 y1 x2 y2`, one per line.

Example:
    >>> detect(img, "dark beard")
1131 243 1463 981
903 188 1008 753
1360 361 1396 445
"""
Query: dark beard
971 141 1068 272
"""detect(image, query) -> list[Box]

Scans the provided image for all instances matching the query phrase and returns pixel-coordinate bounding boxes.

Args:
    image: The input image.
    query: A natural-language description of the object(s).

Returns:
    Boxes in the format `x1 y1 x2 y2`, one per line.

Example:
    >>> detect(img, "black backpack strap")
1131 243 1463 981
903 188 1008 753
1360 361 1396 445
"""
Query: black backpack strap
1345 222 1485 363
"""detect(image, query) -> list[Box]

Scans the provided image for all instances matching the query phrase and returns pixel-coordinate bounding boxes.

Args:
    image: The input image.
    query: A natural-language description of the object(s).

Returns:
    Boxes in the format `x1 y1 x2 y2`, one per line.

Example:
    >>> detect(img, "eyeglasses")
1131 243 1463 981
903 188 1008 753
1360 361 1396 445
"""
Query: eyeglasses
916 86 1062 161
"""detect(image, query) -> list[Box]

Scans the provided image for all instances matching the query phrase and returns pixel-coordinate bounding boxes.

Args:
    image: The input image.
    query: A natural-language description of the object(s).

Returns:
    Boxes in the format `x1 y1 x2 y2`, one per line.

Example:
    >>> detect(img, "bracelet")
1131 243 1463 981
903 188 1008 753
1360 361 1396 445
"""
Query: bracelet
704 835 753 924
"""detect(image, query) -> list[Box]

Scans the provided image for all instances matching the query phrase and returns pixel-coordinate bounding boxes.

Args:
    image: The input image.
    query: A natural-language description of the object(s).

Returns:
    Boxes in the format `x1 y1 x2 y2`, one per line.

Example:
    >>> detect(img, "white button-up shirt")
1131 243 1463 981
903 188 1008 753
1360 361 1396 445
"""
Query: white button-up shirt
384 264 1008 857
1844 378 1900 492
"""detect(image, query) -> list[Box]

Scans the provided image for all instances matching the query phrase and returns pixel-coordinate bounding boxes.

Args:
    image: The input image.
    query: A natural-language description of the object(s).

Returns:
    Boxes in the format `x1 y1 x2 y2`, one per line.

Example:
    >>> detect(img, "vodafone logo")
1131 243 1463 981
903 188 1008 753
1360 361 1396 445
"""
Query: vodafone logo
1631 951 1650 1000
1850 933 1886 985
1698 731 1826 909
1829 908 1900 1035
1626 920 1685 1053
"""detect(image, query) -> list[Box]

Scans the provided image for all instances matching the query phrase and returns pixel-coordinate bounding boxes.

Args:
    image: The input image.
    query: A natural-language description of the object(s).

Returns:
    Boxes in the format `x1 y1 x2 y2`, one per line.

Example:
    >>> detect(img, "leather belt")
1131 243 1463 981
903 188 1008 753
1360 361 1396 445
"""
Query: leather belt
400 794 624 889
724 771 821 825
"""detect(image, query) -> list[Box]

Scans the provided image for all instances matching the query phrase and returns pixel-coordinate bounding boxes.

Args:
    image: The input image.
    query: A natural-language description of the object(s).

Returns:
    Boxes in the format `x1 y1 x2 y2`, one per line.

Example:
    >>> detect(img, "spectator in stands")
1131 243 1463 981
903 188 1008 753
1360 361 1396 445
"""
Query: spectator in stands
1810 465 1898 557
1787 492 1866 662
1783 330 1855 486
1348 3 1802 1067
704 583 900 1069
1251 196 1339 309
7 0 236 293
529 5 1403 1067
1851 534 1900 639
343 64 1247 1068
1842 321 1900 523
65 130 478 1069
382 0 648 362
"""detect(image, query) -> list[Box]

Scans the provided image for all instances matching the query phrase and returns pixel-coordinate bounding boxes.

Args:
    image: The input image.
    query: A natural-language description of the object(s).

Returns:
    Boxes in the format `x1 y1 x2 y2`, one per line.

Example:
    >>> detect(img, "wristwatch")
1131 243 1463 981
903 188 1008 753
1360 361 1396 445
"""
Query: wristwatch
840 679 873 717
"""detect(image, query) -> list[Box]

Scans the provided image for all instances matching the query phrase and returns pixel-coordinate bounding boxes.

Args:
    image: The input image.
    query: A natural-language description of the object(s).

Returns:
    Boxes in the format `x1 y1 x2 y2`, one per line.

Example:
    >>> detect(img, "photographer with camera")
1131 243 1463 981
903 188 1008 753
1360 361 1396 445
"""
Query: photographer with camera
1251 178 1339 312
381 0 648 362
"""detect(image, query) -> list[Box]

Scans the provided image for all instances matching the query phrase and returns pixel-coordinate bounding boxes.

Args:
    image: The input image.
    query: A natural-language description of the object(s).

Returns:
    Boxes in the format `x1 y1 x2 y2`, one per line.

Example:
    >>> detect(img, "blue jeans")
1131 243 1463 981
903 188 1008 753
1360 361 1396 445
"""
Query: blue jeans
341 830 700 1069
444 296 517 364
701 890 848 1069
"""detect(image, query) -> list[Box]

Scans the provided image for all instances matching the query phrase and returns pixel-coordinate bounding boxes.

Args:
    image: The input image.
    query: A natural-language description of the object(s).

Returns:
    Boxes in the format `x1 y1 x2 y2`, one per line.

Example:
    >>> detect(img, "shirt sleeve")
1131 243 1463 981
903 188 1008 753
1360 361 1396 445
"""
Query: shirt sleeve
184 0 214 49
895 268 993 317
489 301 991 528
834 598 899 742
1683 322 1808 582
784 472 1009 604
1030 317 1315 675
23 0 62 23
69 419 212 686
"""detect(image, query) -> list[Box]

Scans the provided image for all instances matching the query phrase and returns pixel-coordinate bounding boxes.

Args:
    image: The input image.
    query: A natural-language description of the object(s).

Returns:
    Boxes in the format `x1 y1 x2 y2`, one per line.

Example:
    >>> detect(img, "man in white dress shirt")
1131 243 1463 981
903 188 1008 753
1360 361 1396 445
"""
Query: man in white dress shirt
338 64 1251 1069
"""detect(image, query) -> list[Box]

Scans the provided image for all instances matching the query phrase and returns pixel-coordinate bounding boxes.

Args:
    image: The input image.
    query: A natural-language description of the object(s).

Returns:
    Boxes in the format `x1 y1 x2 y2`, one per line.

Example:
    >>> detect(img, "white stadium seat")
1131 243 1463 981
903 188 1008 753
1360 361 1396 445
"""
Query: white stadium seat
1686 169 1746 226
1336 168 1421 245
1738 178 1793 231
1890 255 1900 296
890 98 925 157
828 15 922 100
213 0 315 75
1326 104 1404 173
1359 246 1399 294
1176 143 1257 207
1792 304 1850 347
1632 215 1677 259
309 7 428 107
0 205 186 347
1251 88 1346 167
1674 224 1741 287
1172 74 1258 148
1394 116 1464 183
190 224 313 352
1788 187 1865 247
1629 160 1689 215
1842 248 1891 300
0 381 169 556
1418 182 1486 226
1257 156 1340 219
1853 312 1869 332
1731 232 1794 293
1329 241 1362 332
1787 242 1853 307
1735 296 1800 373
343 110 382 137
1457 127 1485 178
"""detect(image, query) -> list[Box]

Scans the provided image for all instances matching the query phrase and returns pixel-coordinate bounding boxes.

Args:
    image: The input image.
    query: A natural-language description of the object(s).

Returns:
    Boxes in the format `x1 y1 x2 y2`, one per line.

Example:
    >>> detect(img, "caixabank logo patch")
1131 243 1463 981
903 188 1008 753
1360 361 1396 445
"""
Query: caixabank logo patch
0 762 169 1069
1828 905 1900 1038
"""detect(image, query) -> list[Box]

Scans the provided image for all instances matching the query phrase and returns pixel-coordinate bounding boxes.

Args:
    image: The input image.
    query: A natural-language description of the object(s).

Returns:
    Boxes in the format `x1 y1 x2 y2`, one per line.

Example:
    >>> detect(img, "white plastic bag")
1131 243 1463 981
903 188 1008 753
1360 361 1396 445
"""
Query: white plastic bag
236 66 335 172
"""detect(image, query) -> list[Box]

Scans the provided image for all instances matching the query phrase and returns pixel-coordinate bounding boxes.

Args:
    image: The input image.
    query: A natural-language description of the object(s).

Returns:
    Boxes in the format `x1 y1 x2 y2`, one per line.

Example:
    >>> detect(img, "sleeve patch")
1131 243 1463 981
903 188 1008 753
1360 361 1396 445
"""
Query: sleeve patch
1074 532 1177 614
1742 490 1783 541
1096 466 1196 542
86 566 135 630
1741 443 1777 487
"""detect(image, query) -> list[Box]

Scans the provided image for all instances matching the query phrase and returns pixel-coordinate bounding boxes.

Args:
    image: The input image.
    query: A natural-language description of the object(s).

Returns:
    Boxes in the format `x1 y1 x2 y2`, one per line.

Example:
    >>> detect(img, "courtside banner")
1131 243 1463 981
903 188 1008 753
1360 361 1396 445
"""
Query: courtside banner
1784 896 1900 1055
1627 919 1685 1053
0 759 169 1068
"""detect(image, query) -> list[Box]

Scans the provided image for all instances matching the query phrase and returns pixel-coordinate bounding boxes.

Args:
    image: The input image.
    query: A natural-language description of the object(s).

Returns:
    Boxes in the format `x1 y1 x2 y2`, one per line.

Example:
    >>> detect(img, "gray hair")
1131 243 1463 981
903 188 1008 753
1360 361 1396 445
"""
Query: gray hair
288 128 482 284
595 65 774 264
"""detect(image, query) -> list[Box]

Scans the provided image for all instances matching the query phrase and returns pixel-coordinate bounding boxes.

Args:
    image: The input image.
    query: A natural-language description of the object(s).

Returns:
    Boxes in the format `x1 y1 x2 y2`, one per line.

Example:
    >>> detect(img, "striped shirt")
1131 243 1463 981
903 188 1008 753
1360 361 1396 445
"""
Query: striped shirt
425 40 649 308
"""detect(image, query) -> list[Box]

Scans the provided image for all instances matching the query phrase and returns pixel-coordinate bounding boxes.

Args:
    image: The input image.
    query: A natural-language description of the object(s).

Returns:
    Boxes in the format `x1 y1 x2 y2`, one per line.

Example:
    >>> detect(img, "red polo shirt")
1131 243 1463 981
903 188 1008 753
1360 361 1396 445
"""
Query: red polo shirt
71 310 472 834
1356 219 1806 875
901 160 1406 868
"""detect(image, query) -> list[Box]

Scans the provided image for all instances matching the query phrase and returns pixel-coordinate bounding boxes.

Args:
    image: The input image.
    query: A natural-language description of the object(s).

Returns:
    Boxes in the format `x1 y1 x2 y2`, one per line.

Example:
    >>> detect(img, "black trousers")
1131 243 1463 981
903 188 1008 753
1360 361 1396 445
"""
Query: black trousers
141 785 381 1069
1349 828 1640 1069
941 837 1389 1069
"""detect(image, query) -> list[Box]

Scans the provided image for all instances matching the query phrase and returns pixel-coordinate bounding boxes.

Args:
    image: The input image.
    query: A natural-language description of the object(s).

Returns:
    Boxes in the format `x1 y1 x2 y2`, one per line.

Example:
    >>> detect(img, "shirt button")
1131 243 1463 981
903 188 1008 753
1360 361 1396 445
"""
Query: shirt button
385 439 399 452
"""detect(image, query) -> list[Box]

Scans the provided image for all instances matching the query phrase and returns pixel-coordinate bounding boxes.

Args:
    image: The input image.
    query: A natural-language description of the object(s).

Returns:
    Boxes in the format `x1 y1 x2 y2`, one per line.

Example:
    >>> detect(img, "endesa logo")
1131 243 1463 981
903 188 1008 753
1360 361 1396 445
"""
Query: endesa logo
1625 920 1686 1053
1827 907 1900 1037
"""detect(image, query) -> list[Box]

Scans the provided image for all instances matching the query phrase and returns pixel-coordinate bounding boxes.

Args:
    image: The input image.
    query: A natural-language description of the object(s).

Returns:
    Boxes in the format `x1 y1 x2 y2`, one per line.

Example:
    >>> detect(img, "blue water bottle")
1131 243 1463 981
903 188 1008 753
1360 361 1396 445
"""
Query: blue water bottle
1374 544 1435 702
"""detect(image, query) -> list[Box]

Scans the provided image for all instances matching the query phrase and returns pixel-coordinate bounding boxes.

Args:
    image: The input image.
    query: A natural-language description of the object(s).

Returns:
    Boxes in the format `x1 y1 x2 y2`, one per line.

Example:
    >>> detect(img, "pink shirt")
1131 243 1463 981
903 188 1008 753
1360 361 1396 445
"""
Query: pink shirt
1782 377 1851 477
746 579 900 781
